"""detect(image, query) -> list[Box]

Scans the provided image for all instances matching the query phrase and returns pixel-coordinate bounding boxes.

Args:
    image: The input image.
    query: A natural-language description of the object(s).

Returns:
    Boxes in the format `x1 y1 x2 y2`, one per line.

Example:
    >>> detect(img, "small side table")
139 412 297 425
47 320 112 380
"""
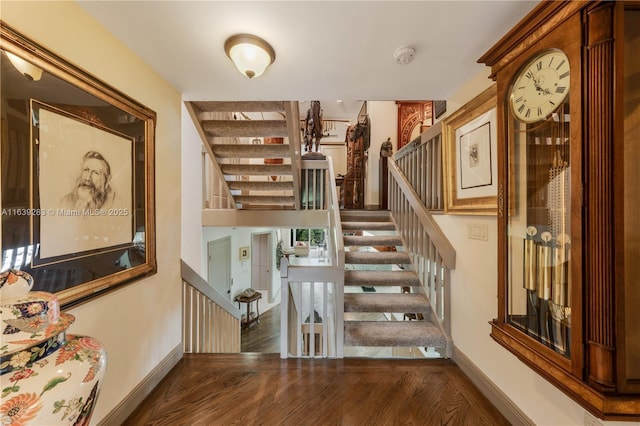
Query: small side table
235 291 262 329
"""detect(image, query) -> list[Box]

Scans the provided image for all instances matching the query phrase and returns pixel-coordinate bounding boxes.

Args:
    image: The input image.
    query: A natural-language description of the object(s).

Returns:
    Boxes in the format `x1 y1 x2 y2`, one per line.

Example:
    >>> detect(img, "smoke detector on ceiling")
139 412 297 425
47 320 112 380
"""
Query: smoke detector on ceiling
393 46 415 65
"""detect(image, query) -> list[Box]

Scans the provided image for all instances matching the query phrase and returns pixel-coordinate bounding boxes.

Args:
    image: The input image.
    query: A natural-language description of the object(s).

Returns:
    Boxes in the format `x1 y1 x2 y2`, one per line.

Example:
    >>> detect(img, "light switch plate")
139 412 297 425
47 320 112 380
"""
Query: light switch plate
467 223 489 241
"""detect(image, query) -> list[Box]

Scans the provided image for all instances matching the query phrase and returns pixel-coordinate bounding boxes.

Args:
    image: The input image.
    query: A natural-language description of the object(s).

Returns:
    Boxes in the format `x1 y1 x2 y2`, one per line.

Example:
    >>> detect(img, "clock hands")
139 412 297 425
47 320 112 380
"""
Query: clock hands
531 73 552 96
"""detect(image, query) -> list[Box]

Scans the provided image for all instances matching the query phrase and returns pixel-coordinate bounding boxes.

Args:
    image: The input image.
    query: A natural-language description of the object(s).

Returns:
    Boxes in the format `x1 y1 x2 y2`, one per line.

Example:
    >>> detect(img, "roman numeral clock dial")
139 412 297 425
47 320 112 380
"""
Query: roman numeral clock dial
510 50 570 123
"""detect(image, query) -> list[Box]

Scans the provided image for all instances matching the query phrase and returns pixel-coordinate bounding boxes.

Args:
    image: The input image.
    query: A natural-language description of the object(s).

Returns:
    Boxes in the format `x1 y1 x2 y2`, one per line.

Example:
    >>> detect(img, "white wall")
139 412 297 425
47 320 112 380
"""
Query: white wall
202 227 280 313
435 70 637 426
366 101 398 208
181 103 204 273
0 3 182 424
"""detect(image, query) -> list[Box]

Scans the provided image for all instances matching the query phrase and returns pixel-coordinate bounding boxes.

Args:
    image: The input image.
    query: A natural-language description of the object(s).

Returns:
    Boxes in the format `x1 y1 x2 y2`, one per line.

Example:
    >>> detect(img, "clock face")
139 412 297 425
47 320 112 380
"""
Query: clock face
510 50 570 123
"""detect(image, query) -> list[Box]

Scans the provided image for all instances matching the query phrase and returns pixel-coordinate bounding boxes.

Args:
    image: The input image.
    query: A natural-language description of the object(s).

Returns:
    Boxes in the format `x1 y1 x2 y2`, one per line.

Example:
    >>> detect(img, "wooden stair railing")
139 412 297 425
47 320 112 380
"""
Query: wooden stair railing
181 260 241 353
394 121 444 212
280 157 345 358
387 155 456 357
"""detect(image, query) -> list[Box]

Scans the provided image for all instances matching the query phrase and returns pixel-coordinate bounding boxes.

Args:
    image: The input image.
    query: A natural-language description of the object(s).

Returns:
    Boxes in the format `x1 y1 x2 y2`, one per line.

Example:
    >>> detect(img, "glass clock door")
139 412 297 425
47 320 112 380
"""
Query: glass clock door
507 102 572 358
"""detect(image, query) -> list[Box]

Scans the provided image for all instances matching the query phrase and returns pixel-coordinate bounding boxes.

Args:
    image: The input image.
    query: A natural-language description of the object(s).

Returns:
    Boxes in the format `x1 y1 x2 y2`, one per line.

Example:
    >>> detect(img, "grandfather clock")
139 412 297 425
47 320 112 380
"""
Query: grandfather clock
479 1 639 420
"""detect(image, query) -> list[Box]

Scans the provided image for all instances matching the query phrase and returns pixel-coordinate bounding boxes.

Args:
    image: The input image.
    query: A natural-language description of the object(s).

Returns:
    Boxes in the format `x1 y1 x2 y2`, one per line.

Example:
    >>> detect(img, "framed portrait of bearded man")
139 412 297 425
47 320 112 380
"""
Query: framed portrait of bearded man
1 22 156 307
35 101 133 259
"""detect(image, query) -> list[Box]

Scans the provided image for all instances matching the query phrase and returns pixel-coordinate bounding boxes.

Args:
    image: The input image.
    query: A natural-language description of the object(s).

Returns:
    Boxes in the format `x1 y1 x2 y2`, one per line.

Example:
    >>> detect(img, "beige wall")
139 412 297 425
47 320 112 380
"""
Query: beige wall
366 101 398 207
181 103 205 273
1 2 182 424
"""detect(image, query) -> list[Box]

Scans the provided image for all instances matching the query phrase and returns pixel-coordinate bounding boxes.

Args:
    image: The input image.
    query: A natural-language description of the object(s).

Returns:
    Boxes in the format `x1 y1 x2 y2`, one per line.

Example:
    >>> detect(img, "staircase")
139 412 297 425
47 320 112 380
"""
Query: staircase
185 101 301 210
341 210 446 351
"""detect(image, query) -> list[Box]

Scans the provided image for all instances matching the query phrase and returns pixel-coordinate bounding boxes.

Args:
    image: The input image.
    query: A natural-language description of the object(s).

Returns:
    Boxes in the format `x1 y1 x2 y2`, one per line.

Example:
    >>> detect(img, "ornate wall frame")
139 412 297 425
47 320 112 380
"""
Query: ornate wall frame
396 101 433 150
442 85 497 215
0 21 157 307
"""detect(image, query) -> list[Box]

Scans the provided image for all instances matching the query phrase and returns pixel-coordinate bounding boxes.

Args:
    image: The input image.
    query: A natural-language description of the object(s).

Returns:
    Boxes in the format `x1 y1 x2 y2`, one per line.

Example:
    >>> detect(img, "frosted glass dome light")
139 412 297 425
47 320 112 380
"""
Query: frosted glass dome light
224 34 275 79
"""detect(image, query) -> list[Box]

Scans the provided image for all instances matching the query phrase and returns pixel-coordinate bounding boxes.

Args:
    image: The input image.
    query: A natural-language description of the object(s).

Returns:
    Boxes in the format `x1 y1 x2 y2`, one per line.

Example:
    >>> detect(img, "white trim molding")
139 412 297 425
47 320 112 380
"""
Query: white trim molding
98 344 183 426
452 345 534 426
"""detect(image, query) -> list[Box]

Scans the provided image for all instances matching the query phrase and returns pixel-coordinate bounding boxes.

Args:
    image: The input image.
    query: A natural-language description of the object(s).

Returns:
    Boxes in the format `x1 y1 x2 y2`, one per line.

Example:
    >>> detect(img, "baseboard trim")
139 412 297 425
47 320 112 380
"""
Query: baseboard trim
452 345 534 426
98 344 183 426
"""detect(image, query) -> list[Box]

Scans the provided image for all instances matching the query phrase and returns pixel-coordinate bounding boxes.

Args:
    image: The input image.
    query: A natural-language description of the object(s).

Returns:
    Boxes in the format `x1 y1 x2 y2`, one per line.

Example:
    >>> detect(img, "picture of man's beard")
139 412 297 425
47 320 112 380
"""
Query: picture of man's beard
74 179 108 209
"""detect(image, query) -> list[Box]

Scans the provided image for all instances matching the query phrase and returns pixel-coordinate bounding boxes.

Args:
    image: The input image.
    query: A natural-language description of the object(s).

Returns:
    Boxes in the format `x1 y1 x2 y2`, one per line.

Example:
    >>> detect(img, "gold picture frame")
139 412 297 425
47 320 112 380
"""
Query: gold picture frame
0 21 157 307
442 84 497 215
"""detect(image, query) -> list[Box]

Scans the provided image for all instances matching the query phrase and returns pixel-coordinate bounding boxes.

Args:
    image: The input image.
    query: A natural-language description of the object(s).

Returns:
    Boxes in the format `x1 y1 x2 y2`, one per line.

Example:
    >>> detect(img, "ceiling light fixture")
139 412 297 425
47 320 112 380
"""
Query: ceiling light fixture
224 34 275 79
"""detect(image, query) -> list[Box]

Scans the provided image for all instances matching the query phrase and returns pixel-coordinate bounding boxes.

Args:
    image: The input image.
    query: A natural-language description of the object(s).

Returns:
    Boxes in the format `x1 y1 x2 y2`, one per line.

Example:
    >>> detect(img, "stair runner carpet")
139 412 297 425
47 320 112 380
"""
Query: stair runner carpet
341 210 446 350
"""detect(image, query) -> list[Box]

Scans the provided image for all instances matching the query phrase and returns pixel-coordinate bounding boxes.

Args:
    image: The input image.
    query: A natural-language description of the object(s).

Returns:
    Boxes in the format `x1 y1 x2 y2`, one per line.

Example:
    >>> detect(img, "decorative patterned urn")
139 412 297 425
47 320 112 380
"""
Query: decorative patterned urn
0 270 107 425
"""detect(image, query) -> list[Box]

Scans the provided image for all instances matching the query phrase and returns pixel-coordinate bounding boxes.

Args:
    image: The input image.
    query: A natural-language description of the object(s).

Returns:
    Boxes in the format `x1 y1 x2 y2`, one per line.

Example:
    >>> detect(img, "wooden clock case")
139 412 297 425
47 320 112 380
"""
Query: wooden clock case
478 1 640 420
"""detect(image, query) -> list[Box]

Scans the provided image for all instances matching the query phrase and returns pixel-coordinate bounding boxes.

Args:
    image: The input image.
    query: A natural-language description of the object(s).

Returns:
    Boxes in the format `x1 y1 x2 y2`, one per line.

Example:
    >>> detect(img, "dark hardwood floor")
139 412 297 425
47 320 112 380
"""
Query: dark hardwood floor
123 305 510 425
241 304 281 353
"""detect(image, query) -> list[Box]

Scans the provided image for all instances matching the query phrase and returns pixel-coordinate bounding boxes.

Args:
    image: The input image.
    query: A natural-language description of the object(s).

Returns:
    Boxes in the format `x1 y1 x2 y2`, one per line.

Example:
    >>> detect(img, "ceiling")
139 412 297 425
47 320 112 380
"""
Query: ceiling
78 1 538 120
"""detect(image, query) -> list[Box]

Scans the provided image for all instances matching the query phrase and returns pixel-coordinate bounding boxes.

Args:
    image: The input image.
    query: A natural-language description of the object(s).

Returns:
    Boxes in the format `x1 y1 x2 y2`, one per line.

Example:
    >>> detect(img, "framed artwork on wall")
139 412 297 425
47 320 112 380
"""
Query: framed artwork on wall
0 21 157 307
442 85 497 215
239 246 250 260
434 100 447 120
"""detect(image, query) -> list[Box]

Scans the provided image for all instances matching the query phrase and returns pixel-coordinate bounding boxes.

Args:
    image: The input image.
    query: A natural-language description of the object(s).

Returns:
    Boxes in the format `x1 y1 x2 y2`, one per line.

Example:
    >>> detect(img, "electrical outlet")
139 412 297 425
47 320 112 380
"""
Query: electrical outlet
467 223 488 241
584 412 603 426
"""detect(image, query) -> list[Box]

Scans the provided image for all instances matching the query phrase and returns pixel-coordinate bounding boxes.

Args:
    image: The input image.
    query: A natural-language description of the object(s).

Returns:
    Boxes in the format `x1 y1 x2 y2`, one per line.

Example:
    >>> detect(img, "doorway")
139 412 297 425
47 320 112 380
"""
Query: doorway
251 232 272 292
207 237 231 300
242 231 280 353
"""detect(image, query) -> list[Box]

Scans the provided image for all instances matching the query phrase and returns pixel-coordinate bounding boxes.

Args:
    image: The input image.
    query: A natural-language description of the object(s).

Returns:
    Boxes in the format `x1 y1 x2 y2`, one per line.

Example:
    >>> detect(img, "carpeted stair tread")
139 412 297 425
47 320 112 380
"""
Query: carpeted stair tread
212 144 290 158
343 235 403 247
239 204 296 210
344 293 430 314
344 270 420 287
202 120 288 138
340 210 391 222
345 251 411 265
221 164 293 176
227 181 294 191
193 101 285 113
341 221 396 231
344 321 446 348
235 195 295 204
